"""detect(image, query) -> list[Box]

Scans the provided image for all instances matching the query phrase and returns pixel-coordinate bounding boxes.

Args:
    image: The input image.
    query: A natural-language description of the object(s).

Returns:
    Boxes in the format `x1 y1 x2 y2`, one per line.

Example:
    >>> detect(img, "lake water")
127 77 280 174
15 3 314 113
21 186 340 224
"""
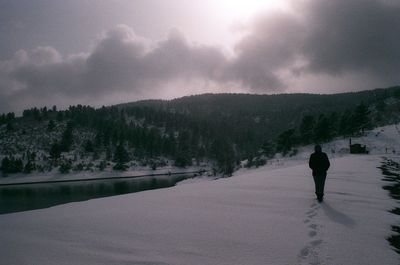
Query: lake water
0 174 190 215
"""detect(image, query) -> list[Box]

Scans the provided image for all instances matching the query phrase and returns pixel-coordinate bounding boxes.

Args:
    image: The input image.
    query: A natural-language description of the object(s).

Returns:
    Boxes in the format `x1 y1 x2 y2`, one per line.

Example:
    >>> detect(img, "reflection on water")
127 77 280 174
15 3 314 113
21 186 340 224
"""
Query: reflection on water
0 175 188 215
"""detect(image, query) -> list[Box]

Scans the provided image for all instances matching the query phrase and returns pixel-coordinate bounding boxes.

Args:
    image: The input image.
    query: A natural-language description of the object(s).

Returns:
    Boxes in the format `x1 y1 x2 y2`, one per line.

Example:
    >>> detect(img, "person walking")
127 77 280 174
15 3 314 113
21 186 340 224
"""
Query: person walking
309 144 330 202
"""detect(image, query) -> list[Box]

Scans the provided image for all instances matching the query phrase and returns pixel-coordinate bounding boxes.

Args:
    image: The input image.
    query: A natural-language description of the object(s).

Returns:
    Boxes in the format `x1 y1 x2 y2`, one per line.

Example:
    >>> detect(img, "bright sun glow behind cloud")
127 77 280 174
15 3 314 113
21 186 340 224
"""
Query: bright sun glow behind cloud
213 0 288 21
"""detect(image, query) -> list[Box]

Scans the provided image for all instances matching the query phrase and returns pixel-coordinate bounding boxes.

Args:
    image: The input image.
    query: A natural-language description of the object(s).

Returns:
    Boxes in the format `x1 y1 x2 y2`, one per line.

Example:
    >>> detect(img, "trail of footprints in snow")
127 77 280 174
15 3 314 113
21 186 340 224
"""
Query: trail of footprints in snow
297 202 331 265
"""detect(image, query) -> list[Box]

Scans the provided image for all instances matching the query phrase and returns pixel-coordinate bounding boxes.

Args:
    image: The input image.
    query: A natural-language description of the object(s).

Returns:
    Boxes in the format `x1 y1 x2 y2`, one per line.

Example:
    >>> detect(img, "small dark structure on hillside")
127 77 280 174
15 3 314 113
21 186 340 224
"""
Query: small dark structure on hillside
349 138 369 154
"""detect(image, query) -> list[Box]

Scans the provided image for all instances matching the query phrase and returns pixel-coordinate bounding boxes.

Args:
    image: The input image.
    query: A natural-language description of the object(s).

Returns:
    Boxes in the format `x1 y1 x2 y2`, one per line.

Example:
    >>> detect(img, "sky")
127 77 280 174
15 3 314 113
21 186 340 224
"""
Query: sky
0 0 399 113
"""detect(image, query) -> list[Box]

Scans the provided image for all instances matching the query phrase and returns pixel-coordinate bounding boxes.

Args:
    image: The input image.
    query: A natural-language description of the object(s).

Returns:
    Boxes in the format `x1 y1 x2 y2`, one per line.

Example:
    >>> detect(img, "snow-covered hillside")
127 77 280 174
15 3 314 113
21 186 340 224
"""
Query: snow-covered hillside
1 124 399 264
248 123 400 171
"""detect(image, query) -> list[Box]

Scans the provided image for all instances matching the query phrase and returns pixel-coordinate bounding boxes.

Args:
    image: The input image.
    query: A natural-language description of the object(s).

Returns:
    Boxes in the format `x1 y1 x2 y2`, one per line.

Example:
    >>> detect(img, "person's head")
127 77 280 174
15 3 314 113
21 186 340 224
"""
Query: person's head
314 144 322 153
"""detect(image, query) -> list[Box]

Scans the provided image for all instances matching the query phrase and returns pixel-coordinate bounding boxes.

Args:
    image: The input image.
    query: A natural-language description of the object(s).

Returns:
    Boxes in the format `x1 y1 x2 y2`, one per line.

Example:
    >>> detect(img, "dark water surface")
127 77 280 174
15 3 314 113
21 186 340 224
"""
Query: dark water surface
379 158 400 254
0 174 192 215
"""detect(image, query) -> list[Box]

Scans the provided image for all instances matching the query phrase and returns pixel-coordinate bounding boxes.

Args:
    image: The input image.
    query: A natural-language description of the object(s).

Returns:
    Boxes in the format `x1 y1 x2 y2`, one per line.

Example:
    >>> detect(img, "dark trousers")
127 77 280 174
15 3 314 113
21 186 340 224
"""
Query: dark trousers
313 174 327 198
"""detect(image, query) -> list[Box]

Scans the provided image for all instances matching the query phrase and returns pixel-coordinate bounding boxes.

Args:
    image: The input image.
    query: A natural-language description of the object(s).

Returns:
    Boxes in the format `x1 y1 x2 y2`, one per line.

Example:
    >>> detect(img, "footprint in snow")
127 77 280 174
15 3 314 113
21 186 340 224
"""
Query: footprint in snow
297 202 326 265
309 224 317 230
309 230 317 237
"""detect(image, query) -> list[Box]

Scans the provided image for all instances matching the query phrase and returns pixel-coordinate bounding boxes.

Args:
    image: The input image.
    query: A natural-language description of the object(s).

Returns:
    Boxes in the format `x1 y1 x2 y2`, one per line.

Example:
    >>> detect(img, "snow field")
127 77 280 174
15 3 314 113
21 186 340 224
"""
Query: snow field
0 154 398 265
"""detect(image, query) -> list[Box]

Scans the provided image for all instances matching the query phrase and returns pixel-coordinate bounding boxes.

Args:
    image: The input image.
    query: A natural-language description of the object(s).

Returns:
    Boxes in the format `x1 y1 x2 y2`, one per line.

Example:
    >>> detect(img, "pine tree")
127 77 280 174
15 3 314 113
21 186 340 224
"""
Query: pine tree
276 129 296 156
59 161 72 173
60 122 73 152
6 122 14 131
313 114 331 142
261 140 274 158
175 130 192 167
23 161 36 173
106 147 112 160
299 115 315 144
339 110 353 136
56 112 63 122
14 158 23 173
1 157 23 174
1 157 10 174
47 120 56 131
84 140 94 152
0 114 5 125
328 112 339 137
50 143 61 160
353 102 371 134
113 143 130 163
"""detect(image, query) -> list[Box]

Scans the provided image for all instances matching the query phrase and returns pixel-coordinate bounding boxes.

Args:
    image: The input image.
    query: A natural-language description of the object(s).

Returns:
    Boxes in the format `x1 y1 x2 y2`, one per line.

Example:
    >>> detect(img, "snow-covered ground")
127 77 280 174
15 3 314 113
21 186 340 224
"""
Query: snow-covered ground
0 157 399 264
0 164 209 184
245 123 400 172
1 124 400 264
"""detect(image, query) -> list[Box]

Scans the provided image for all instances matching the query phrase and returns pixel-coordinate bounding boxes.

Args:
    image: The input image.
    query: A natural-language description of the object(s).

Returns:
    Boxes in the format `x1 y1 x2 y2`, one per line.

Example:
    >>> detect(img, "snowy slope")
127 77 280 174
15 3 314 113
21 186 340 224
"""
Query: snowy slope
244 123 400 172
1 123 399 185
0 154 398 264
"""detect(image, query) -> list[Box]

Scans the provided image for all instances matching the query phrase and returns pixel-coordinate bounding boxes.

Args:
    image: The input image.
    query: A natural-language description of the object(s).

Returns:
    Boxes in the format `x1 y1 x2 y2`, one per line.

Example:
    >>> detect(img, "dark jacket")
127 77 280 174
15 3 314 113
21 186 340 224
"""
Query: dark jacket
309 151 330 177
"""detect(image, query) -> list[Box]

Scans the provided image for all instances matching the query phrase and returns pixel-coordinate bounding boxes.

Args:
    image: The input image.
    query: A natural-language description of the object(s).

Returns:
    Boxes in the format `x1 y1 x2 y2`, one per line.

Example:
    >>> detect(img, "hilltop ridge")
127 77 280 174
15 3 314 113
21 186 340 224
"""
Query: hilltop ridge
1 86 400 177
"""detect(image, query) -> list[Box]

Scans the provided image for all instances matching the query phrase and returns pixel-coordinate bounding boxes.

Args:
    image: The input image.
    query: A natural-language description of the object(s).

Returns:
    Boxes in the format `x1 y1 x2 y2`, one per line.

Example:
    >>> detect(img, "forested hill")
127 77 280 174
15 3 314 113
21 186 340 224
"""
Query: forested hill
121 87 400 137
1 86 400 176
122 86 400 115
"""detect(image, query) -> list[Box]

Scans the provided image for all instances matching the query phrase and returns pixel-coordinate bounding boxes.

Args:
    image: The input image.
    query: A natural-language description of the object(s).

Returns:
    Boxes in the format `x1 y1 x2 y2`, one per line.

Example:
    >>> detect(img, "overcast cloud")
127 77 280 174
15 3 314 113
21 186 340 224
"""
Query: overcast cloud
1 0 399 113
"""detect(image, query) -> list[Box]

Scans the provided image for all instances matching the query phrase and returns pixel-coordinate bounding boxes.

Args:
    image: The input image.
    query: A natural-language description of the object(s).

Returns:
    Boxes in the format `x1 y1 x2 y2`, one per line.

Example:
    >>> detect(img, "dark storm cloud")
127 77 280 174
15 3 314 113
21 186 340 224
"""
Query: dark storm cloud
227 11 305 91
301 0 400 79
0 23 287 113
1 0 400 113
83 26 229 94
0 25 231 112
232 0 400 86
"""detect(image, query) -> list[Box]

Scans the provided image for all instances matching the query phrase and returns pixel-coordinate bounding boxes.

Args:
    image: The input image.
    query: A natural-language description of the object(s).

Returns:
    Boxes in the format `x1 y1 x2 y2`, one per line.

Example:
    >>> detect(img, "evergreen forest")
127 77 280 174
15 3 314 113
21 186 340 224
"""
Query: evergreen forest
1 86 400 176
